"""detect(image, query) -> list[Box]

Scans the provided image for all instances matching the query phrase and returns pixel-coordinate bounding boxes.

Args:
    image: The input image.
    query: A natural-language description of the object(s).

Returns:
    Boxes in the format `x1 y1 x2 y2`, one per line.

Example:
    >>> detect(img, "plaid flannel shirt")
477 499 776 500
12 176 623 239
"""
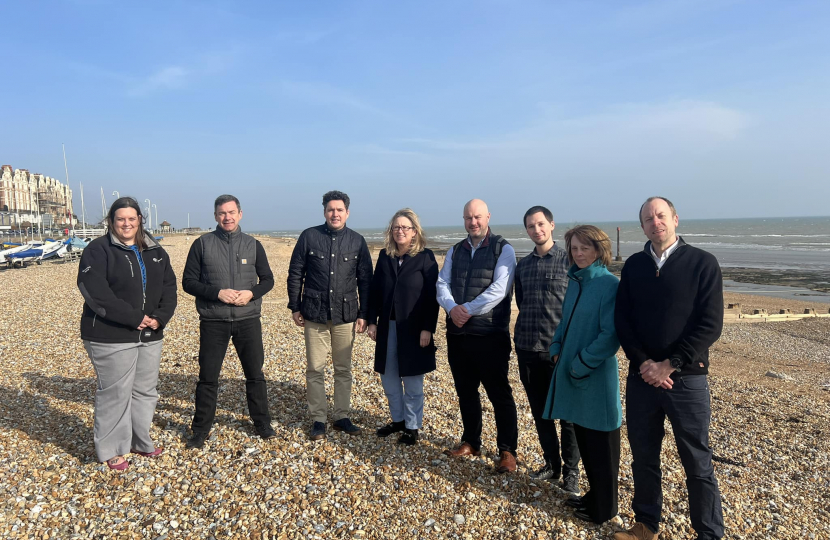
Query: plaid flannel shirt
513 243 570 352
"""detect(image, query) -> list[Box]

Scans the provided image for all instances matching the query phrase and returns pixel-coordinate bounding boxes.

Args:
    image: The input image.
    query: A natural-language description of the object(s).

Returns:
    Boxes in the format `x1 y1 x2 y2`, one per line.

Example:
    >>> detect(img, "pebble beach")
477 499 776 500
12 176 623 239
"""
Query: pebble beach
1 234 828 540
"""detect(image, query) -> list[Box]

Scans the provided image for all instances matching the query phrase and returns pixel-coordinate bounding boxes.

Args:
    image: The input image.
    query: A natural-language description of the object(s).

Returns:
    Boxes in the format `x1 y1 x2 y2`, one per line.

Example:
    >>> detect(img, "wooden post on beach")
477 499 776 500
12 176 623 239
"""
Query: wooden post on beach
615 227 622 261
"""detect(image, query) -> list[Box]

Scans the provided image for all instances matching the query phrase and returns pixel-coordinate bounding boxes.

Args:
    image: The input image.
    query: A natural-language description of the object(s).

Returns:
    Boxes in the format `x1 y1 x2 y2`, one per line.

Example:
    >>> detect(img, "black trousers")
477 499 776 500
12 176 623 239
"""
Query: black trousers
574 424 620 523
516 348 580 476
626 374 724 539
191 318 271 434
447 332 518 454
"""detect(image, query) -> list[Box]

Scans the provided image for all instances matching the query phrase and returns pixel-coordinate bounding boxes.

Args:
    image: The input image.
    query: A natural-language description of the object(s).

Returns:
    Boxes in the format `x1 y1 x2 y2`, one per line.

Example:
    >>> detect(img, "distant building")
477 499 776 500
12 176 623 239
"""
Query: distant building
0 164 75 227
159 220 172 233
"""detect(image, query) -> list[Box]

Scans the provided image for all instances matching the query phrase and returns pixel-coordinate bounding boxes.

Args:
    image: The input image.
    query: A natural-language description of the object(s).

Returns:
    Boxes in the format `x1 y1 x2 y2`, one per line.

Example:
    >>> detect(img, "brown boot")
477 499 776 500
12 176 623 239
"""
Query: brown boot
613 523 658 540
496 451 517 473
444 442 481 457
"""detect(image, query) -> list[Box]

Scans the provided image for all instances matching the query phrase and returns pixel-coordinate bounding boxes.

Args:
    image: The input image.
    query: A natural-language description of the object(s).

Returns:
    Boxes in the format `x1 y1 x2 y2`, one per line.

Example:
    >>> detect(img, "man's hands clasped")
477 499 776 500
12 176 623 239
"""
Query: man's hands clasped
219 289 254 306
640 359 675 389
449 305 471 328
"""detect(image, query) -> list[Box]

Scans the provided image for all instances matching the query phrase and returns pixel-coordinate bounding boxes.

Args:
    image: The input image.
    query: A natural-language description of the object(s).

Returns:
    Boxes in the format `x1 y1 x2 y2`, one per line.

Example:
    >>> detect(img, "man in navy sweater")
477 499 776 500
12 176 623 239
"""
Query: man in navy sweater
614 197 724 540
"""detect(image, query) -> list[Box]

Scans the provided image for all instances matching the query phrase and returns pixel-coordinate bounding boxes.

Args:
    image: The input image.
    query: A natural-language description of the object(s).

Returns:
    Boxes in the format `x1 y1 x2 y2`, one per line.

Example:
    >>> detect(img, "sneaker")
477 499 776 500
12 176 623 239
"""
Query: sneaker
562 471 580 496
397 428 419 446
332 417 361 435
529 461 560 482
186 431 209 449
309 421 327 441
376 420 405 437
256 423 277 440
612 523 658 540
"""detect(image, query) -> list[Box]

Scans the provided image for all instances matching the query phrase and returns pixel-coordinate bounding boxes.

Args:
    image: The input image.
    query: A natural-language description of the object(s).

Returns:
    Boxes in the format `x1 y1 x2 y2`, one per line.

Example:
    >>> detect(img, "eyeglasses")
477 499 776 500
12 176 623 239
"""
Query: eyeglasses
392 226 414 232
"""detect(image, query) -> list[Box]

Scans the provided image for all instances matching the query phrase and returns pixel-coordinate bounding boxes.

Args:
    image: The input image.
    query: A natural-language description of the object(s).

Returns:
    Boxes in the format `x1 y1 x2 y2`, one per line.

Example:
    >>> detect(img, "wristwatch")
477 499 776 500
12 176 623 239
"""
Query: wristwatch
669 357 684 372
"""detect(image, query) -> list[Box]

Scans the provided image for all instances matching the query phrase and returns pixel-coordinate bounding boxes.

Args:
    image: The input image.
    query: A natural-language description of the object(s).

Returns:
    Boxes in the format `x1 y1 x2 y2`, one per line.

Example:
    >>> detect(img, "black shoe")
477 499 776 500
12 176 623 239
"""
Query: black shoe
376 420 405 437
529 461 560 482
573 509 599 523
564 496 585 509
562 472 580 496
256 423 277 440
332 418 361 435
397 428 419 446
309 421 326 441
186 431 209 449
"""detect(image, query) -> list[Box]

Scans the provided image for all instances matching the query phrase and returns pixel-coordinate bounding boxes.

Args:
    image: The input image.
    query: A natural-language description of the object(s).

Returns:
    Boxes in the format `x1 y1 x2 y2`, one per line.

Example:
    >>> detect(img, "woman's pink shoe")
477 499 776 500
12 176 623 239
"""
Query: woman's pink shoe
106 457 129 471
131 447 163 458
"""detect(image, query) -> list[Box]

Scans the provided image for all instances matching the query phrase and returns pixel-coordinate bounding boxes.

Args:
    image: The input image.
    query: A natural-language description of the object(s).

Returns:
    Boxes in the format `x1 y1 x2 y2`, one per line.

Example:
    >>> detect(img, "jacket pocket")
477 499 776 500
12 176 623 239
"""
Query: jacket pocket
342 291 358 323
341 251 359 276
307 249 327 271
301 289 323 320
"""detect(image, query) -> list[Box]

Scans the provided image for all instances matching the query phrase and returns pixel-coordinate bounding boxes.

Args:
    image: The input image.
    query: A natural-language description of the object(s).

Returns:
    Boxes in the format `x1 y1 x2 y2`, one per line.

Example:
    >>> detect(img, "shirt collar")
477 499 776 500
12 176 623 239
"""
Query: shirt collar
463 227 491 251
532 241 561 258
649 236 680 263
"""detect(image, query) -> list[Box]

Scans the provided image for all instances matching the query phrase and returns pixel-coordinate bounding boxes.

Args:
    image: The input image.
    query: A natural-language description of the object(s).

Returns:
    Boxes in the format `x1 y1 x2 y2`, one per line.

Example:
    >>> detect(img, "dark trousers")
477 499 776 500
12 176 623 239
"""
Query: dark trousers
626 374 724 539
516 349 580 476
574 424 620 522
447 332 518 454
191 318 271 433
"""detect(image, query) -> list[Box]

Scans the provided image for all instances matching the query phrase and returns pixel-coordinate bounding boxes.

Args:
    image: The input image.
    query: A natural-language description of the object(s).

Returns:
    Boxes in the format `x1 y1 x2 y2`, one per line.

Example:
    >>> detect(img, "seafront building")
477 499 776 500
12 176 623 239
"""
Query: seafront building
0 164 75 231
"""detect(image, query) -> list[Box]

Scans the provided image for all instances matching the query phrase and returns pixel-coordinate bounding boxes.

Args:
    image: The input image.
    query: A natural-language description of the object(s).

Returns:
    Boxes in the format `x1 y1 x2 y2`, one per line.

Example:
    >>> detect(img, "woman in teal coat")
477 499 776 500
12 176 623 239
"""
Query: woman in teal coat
542 225 621 524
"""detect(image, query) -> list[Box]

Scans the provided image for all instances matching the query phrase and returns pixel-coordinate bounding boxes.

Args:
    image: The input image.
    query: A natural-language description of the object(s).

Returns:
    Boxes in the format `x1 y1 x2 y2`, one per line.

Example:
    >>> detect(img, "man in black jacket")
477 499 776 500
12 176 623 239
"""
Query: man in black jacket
614 197 724 540
287 190 373 440
182 195 276 449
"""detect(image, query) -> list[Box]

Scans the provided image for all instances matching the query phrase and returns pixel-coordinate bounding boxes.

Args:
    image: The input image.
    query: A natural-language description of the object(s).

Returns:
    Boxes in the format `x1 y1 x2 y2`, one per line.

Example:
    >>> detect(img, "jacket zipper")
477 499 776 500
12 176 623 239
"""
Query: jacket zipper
126 251 144 342
92 314 97 327
228 234 235 321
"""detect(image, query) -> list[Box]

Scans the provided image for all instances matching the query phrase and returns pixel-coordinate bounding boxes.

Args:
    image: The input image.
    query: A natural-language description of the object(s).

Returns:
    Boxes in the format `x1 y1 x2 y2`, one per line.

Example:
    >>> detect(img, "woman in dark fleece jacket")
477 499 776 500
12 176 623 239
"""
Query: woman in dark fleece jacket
77 197 177 471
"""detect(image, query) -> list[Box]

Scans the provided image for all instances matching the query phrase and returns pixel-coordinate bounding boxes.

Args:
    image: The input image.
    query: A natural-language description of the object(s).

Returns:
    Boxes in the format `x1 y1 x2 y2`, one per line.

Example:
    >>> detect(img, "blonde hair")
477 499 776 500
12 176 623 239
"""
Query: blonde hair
383 208 427 257
564 225 612 266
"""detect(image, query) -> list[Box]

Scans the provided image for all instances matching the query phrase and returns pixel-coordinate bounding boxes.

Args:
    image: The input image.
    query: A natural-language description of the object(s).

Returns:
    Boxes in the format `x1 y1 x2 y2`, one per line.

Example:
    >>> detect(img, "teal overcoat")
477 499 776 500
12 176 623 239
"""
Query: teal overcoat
542 260 622 432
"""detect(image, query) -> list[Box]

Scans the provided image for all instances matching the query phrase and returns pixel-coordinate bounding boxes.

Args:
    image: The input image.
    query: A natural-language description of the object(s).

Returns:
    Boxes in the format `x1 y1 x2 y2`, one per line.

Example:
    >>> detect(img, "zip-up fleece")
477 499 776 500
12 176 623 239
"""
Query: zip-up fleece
78 232 178 343
614 237 723 378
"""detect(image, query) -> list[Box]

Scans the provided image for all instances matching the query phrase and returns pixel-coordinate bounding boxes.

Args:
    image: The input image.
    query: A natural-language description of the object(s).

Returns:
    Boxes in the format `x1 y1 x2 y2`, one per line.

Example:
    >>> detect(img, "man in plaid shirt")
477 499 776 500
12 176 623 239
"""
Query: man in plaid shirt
514 205 582 494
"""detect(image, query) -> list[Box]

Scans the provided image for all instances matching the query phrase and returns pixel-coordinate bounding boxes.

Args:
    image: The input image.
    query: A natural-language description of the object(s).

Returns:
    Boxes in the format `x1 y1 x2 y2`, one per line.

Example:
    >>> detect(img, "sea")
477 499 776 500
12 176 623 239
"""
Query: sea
262 216 830 273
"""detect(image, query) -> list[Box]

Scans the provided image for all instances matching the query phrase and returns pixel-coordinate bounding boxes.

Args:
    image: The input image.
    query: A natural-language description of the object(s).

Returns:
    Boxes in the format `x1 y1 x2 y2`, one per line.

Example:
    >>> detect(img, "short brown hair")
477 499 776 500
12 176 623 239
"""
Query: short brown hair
639 196 676 226
564 225 612 266
383 208 427 257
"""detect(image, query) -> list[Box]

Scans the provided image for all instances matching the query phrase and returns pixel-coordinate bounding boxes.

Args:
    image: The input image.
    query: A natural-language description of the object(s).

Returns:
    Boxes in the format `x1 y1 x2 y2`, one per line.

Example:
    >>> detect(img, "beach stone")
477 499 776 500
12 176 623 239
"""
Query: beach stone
0 235 828 540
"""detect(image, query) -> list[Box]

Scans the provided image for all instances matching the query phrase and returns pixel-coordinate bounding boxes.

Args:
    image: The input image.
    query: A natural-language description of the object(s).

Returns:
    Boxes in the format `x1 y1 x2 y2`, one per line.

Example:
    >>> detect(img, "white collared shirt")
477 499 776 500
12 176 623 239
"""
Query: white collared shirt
650 236 680 270
436 236 517 316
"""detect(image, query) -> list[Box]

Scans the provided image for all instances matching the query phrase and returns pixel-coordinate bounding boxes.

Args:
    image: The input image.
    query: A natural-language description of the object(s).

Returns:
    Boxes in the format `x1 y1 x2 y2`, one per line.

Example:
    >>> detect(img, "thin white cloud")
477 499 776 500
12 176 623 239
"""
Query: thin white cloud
387 100 748 157
397 137 527 152
127 66 188 97
349 143 430 158
272 29 334 45
280 80 385 115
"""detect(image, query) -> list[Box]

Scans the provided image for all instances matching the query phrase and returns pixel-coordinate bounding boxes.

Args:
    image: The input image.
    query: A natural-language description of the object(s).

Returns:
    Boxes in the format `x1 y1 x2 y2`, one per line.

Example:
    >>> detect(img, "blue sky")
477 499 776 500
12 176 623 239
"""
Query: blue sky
1 0 828 230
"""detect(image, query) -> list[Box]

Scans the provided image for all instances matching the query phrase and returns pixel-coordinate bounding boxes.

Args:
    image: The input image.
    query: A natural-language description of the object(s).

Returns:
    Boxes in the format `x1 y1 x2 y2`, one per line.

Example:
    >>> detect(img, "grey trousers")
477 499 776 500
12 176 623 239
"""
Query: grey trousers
84 340 163 462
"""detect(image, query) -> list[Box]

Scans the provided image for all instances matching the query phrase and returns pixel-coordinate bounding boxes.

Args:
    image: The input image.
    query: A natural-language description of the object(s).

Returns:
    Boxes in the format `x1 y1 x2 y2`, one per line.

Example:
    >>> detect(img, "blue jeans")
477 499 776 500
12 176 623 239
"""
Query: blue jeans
626 374 724 539
379 322 425 430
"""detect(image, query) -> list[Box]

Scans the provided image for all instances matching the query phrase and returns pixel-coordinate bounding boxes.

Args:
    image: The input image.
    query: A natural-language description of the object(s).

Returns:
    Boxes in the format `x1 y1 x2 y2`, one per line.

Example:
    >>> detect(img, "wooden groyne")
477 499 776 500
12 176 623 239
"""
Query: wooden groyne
724 303 830 323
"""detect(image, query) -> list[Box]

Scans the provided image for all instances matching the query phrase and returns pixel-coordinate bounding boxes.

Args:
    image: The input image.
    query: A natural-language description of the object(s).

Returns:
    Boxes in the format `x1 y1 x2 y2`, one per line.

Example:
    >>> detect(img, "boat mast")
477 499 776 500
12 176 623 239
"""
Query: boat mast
80 182 87 233
62 144 75 235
